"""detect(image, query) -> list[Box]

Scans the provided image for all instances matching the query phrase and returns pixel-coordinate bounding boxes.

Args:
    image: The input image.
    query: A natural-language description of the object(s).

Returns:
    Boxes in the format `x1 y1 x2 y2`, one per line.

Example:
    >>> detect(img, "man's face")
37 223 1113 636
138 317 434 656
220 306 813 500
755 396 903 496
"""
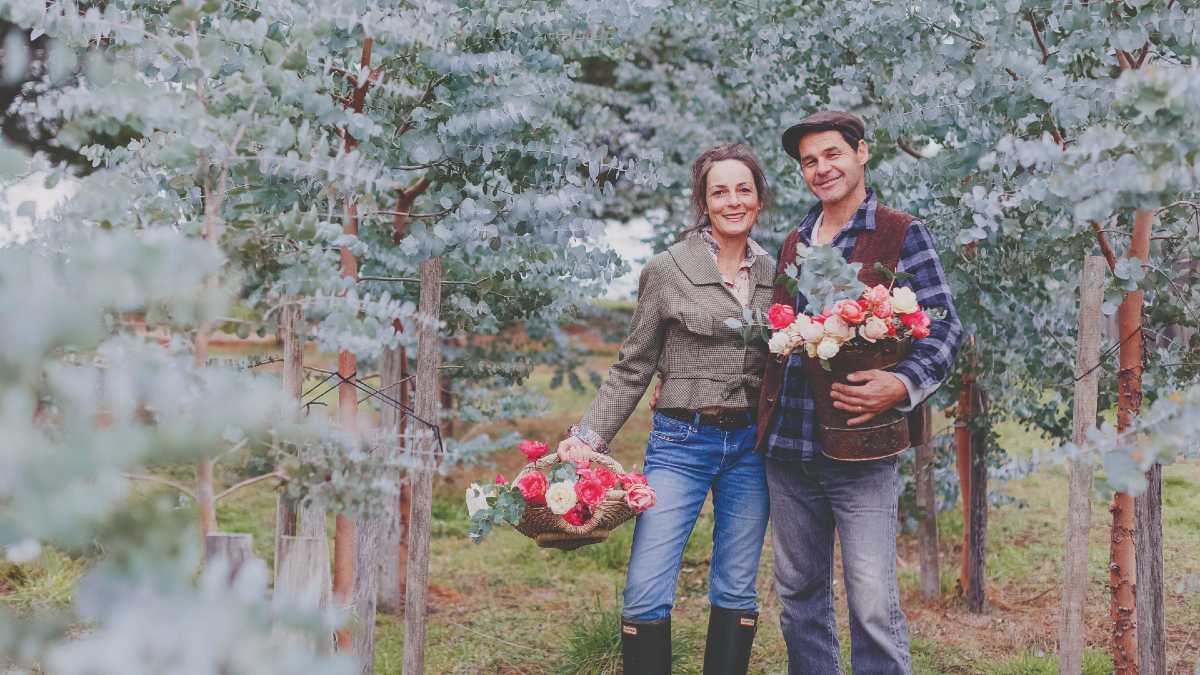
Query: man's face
796 130 869 205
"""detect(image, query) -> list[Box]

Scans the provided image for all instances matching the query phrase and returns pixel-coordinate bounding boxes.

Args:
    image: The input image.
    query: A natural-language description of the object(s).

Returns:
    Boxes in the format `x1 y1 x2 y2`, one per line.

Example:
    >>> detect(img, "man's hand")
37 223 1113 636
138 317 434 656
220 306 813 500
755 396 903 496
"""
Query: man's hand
556 436 594 463
830 370 908 426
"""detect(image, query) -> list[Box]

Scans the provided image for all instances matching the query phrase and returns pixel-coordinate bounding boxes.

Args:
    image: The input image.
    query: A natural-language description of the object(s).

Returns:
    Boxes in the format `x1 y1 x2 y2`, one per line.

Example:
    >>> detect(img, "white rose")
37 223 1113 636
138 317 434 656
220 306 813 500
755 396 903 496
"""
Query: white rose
798 319 825 343
891 286 919 314
545 481 578 515
823 314 853 340
784 314 812 338
768 331 792 355
816 337 841 360
804 342 819 358
860 316 889 343
465 483 490 518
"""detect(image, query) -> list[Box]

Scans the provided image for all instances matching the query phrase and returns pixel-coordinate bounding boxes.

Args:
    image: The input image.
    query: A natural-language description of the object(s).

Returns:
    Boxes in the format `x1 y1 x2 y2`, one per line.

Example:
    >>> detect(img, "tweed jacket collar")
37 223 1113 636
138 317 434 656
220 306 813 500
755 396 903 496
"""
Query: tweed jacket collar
668 232 774 290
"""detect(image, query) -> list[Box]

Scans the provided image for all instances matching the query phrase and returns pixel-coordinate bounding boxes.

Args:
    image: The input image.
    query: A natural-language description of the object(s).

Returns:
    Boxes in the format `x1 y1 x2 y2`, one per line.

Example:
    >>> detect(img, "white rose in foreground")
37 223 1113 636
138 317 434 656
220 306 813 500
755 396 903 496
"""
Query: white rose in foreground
798 318 825 343
860 316 889 343
823 314 853 340
891 286 919 314
545 481 578 514
768 331 792 355
816 337 841 360
465 483 490 518
784 314 812 338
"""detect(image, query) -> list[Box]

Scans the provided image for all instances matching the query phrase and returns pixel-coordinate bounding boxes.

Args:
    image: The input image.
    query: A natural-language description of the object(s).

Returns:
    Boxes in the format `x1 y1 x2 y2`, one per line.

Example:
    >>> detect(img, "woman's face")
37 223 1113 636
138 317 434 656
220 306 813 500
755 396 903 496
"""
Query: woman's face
704 159 762 239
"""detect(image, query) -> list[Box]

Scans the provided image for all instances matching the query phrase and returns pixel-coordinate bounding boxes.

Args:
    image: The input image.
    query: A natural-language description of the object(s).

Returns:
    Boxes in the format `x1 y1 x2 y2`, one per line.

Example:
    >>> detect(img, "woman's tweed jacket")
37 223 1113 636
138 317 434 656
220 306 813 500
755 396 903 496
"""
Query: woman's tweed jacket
575 233 776 449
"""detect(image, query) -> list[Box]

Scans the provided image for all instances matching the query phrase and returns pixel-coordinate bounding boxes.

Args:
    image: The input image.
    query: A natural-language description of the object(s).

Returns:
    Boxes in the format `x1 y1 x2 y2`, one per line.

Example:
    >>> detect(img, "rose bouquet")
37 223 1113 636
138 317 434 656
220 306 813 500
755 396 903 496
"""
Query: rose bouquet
764 282 932 369
466 439 656 547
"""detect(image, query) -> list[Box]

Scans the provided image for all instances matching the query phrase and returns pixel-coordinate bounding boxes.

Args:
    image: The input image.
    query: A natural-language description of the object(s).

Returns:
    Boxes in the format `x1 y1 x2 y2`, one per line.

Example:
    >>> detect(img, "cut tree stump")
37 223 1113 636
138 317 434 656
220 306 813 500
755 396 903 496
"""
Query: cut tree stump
274 535 335 655
205 533 257 584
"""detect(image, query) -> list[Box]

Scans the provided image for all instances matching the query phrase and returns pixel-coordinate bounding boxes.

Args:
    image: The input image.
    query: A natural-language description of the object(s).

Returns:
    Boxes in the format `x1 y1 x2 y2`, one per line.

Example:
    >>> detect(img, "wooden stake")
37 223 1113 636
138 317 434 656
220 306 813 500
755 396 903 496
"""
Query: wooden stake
205 533 257 584
914 404 939 600
402 257 442 675
274 535 334 655
1059 256 1105 675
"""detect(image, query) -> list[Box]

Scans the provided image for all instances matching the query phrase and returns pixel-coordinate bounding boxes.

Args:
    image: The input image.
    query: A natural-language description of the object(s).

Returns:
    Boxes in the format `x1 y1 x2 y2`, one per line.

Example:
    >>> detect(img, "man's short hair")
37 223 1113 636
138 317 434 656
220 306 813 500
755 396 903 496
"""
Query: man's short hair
781 110 866 162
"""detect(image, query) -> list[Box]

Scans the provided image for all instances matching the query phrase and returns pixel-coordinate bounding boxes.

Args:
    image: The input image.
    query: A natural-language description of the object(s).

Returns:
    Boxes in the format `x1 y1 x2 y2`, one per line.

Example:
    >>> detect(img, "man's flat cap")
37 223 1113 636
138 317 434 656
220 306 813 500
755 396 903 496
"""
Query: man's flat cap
782 110 866 162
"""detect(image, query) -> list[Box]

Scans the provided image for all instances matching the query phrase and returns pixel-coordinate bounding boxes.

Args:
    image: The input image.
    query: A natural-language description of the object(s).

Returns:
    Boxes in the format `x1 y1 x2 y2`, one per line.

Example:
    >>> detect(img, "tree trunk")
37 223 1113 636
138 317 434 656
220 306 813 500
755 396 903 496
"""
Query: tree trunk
1059 256 1105 675
274 298 303 584
966 387 988 613
403 257 442 675
1110 208 1153 674
914 404 939 600
351 435 389 675
274 535 334 655
333 203 360 650
378 342 409 615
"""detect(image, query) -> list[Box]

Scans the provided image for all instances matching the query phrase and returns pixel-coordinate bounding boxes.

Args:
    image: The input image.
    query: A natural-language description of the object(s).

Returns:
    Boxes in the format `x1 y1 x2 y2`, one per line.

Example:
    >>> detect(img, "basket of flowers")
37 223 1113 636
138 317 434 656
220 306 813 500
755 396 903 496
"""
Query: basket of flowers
466 440 657 551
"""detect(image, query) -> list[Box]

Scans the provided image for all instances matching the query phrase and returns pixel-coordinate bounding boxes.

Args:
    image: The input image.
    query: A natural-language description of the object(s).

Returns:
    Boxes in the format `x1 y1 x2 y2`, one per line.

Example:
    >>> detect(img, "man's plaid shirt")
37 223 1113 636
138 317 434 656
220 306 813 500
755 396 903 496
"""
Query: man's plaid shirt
766 188 964 462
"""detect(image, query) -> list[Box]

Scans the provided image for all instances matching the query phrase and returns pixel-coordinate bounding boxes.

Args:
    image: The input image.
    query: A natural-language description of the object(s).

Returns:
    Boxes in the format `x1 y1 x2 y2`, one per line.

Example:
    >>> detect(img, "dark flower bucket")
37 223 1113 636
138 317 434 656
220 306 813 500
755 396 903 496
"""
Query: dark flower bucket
801 338 912 462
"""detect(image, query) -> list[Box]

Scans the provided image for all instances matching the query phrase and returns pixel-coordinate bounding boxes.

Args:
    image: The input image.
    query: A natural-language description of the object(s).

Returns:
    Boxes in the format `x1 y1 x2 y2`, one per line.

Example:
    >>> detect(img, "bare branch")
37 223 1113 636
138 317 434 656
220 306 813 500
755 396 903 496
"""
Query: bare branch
1090 220 1119 272
214 470 286 503
1025 10 1050 64
897 139 924 160
124 473 198 501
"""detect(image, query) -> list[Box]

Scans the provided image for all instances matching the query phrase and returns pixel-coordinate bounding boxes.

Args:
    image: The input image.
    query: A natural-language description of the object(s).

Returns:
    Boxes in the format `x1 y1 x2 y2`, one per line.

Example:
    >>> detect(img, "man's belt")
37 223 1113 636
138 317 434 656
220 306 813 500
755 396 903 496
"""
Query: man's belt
658 407 756 431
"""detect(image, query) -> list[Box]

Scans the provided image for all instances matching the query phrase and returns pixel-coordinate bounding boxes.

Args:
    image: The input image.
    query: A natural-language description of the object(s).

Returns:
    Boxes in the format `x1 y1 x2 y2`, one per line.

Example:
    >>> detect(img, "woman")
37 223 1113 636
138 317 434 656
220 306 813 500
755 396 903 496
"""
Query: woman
556 143 775 675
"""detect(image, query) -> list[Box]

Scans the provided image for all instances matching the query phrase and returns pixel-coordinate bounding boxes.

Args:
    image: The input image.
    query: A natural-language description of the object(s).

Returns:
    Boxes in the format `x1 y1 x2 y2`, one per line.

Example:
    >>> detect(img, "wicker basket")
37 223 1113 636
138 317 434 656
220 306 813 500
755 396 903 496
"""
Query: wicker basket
512 449 636 551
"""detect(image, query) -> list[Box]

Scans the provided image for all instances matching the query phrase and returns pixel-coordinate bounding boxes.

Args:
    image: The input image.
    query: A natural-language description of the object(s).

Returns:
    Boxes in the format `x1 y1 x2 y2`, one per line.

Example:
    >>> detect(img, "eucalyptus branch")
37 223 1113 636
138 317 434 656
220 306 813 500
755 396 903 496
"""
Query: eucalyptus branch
1025 10 1050 65
897 139 924 159
1089 221 1118 272
909 12 987 48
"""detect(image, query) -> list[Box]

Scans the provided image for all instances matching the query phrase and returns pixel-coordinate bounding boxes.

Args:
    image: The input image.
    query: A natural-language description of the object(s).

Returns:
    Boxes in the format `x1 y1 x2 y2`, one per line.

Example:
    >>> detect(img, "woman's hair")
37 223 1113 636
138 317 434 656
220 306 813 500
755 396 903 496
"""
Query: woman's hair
681 142 771 240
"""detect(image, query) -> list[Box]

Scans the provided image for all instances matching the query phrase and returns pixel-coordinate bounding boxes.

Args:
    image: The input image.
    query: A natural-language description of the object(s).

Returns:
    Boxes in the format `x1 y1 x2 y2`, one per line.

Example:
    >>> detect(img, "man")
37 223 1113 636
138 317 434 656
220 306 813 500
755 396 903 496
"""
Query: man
756 110 963 674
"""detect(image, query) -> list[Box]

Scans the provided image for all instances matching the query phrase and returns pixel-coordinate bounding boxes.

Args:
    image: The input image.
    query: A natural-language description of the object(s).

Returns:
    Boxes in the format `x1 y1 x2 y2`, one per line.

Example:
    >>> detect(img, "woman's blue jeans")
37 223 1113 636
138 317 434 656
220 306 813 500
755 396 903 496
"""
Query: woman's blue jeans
622 411 770 621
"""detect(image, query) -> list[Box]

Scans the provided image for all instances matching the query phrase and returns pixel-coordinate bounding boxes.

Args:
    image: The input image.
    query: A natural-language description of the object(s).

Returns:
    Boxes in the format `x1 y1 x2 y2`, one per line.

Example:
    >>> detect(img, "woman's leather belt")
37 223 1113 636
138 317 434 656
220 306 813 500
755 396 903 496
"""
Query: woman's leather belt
658 407 756 430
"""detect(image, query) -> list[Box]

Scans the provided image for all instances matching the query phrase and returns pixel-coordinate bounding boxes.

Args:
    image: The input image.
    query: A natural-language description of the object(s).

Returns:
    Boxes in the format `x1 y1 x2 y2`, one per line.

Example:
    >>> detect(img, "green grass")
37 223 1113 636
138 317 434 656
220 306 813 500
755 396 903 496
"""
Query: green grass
983 648 1113 675
0 548 85 612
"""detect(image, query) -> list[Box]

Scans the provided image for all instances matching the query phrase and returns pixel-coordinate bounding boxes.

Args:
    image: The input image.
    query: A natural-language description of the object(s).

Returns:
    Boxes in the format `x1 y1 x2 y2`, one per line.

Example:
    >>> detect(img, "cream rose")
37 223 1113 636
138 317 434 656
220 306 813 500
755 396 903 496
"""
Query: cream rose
545 481 578 515
784 314 812 338
859 316 890 343
798 319 825 343
891 286 919 314
816 337 841 360
768 331 792 355
804 342 818 358
822 314 853 340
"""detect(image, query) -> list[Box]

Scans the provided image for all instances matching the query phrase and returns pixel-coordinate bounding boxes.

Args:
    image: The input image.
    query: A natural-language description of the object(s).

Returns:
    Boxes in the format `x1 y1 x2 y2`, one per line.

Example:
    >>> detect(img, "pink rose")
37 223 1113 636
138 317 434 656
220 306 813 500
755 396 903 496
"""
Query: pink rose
859 316 889 343
873 299 894 319
900 310 930 330
767 303 797 330
518 439 549 462
912 323 931 339
864 284 891 307
625 484 657 513
593 465 620 490
575 476 606 507
618 472 648 488
494 474 506 485
514 471 548 506
562 502 590 526
834 299 866 325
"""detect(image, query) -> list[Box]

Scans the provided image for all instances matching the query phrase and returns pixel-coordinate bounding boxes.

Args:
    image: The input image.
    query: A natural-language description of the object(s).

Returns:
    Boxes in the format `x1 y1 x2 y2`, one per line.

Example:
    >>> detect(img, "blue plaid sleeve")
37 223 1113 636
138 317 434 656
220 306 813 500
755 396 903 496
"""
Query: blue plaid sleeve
890 220 963 408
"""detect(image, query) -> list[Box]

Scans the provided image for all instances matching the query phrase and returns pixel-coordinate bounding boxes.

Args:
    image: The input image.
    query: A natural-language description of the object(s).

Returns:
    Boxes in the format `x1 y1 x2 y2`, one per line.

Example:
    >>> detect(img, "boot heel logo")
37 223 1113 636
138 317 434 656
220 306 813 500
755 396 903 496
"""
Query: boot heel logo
622 625 638 635
739 618 756 627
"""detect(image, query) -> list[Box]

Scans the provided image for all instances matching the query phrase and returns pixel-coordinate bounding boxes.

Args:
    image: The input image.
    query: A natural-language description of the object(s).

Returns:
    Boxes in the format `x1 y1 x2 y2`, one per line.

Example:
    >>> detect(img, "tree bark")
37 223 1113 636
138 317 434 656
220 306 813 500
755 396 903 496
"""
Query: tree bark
955 382 972 596
377 341 409 615
1059 256 1105 675
274 298 302 584
914 404 939 600
351 436 389 674
402 257 442 675
1135 462 1164 675
1110 208 1154 674
333 197 360 651
966 387 988 613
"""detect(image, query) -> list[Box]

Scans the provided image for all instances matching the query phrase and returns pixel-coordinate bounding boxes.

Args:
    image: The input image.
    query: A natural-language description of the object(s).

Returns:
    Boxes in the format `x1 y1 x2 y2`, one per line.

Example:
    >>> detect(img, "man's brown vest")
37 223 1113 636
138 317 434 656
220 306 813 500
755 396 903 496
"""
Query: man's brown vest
754 204 931 453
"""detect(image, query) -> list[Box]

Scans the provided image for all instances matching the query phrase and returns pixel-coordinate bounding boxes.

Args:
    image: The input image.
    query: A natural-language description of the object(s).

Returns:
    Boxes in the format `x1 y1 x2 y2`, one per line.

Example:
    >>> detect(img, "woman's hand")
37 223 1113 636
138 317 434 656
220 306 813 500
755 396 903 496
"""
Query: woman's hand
556 436 594 463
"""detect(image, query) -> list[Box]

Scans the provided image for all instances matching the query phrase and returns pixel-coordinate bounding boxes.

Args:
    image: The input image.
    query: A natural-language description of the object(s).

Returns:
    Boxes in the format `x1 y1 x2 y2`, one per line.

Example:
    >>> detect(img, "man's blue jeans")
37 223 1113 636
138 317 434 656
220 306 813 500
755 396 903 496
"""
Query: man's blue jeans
622 411 770 621
766 454 912 675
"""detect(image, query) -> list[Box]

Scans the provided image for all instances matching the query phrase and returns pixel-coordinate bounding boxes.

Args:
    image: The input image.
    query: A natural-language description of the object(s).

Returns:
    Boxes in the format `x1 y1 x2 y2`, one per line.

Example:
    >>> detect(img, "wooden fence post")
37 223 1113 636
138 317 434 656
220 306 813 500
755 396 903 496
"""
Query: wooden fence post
1059 256 1105 675
205 533 258 584
914 404 939 600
